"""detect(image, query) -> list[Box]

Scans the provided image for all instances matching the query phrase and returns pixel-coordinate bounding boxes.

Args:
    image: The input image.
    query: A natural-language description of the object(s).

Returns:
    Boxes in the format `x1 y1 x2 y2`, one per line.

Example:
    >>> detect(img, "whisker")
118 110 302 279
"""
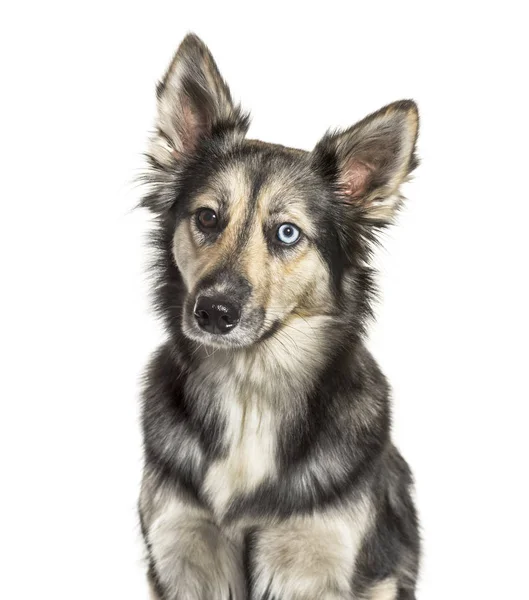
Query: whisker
264 333 290 358
190 342 204 358
276 329 300 352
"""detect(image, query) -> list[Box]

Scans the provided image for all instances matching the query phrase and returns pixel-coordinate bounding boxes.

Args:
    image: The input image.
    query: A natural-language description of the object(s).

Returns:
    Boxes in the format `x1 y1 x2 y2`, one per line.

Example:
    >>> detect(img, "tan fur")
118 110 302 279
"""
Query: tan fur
141 477 246 600
173 164 333 333
368 577 398 600
252 495 373 599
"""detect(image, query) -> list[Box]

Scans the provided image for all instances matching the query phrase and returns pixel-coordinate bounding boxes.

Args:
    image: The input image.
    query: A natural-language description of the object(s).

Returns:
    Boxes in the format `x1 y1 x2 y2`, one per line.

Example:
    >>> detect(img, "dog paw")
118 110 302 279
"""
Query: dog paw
159 557 245 600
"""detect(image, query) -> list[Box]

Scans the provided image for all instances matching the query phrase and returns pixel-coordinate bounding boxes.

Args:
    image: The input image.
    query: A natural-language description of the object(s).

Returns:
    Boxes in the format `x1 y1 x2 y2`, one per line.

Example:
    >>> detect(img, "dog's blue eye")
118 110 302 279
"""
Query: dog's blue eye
276 223 300 245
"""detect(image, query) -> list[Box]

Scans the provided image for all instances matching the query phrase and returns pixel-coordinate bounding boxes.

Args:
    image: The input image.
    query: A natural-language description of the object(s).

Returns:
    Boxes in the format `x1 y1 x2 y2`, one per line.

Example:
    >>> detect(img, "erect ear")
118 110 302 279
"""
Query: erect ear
312 100 419 222
149 34 249 167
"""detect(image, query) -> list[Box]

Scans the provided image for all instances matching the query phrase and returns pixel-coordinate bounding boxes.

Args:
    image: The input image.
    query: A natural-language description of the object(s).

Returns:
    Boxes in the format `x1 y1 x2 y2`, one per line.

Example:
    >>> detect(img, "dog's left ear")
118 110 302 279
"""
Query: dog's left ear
312 100 419 222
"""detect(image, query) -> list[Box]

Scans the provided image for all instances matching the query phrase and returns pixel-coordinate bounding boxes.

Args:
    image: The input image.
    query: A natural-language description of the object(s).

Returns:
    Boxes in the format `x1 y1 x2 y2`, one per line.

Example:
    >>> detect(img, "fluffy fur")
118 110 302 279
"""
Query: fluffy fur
138 33 420 600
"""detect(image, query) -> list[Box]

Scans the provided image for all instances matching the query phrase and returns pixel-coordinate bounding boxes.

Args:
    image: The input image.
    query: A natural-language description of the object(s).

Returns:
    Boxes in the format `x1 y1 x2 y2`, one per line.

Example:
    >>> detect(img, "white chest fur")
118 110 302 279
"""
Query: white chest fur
203 389 277 519
187 333 323 520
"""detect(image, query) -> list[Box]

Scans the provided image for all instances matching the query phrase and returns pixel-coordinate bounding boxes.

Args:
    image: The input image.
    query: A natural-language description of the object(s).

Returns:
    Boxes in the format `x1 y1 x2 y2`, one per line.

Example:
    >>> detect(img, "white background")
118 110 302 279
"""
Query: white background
1 2 528 598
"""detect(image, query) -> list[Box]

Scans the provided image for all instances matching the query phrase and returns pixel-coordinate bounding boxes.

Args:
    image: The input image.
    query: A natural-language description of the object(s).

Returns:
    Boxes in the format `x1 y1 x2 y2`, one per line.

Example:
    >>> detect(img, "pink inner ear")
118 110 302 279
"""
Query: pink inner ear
178 95 210 155
180 99 201 153
341 158 373 200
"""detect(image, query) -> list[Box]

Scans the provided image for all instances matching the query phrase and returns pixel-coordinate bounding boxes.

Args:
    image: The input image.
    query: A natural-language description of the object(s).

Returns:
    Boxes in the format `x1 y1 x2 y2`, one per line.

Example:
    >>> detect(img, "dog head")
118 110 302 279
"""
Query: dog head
142 34 418 350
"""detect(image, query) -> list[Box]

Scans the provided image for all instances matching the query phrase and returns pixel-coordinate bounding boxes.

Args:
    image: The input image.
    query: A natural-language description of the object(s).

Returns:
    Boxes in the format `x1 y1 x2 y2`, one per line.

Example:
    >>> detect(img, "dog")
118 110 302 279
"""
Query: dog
138 33 420 600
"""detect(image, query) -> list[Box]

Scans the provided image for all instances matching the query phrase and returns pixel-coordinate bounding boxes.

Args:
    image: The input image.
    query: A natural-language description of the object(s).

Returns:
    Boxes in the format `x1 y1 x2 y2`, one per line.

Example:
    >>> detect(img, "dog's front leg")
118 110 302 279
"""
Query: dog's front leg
248 508 369 600
142 491 246 600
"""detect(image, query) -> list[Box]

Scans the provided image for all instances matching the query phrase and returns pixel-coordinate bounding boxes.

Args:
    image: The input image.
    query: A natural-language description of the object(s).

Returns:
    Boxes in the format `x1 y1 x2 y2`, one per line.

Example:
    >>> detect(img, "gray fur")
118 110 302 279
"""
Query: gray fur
138 34 420 600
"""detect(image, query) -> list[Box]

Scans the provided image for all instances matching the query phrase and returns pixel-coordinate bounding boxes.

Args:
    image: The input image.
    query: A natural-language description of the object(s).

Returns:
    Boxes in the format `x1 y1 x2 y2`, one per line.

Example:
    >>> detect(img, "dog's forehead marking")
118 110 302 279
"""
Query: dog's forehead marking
256 174 316 236
217 163 252 222
208 160 317 238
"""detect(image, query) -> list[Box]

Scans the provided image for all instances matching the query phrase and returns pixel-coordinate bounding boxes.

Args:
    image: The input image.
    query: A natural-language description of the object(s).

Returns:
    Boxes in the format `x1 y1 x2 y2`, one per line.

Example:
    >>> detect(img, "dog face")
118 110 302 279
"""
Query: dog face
173 146 339 348
143 35 418 349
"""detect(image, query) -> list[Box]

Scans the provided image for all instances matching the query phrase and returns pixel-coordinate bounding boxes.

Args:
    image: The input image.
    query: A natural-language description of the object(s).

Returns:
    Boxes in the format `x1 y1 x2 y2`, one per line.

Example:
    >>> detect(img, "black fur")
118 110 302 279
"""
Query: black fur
138 33 420 600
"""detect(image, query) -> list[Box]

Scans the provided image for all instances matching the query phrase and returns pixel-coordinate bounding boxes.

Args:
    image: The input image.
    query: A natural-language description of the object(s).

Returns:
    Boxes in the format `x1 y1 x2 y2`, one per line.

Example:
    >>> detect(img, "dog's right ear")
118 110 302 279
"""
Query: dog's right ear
149 34 249 169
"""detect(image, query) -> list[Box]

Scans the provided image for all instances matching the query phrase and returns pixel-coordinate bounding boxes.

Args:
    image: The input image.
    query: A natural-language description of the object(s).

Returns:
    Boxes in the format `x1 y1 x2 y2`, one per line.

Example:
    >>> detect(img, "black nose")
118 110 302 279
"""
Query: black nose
194 296 241 335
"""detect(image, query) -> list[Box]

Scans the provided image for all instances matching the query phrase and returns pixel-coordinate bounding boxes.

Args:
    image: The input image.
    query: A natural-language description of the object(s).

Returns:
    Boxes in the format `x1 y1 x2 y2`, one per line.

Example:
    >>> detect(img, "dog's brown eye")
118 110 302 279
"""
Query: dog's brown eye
196 208 218 231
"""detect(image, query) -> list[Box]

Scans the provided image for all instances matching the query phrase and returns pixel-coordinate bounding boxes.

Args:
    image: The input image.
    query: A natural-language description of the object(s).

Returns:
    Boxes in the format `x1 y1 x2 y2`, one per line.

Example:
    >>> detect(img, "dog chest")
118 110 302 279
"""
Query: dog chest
203 394 277 518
